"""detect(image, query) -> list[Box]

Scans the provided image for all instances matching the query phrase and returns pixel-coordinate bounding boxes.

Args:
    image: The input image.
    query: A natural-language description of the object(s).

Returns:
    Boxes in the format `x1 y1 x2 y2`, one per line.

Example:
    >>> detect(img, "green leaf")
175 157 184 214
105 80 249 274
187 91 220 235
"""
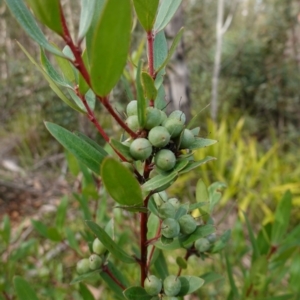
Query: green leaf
156 27 184 73
179 157 216 174
176 256 187 269
79 283 95 300
70 269 100 285
181 225 215 248
10 239 37 261
225 255 239 299
5 0 64 56
86 221 136 264
55 48 76 83
74 193 92 220
147 213 160 239
177 276 205 296
142 72 157 100
45 122 107 174
289 254 300 293
14 276 39 300
243 212 260 262
65 227 81 255
101 157 143 206
256 296 294 300
196 179 209 221
26 0 63 35
47 227 62 242
110 139 133 162
55 196 68 232
123 286 152 300
136 60 147 127
189 138 218 150
142 172 178 192
154 0 182 33
153 250 169 279
271 190 292 245
154 84 166 110
90 0 131 96
132 0 159 31
153 31 168 71
79 49 90 95
211 230 231 253
31 219 48 238
74 132 108 156
78 0 97 40
2 215 11 245
200 272 224 285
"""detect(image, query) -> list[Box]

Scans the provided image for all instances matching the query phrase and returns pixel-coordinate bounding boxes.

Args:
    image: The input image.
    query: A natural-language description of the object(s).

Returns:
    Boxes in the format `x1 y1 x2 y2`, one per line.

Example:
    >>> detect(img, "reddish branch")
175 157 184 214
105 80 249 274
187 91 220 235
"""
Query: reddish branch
102 264 126 290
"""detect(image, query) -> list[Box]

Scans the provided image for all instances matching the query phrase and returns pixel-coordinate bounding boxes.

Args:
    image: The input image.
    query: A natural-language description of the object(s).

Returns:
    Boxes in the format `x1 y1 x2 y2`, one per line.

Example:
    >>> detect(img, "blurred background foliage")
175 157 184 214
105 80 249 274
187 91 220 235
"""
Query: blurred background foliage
1 0 300 299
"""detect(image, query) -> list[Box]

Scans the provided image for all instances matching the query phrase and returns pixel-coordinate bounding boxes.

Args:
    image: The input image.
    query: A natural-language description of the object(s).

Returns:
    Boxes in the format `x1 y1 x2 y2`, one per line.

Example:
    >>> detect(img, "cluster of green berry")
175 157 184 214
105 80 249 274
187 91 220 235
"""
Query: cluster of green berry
76 238 106 275
125 100 197 171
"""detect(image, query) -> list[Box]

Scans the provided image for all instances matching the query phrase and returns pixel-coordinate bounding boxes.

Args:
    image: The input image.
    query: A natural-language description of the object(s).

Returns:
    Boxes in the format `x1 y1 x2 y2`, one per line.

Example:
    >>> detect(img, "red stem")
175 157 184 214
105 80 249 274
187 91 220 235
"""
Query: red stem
147 31 155 107
103 265 126 290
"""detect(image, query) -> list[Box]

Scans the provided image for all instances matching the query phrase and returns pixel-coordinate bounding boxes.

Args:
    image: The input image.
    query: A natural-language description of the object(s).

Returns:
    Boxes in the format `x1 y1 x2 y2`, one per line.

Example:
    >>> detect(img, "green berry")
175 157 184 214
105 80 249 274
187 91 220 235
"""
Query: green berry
167 198 180 209
163 118 184 138
76 258 90 274
93 238 106 255
89 254 102 270
207 233 217 243
153 191 168 207
126 100 138 116
145 107 161 130
179 129 195 149
161 218 180 238
163 275 181 296
169 110 186 124
159 202 176 219
144 275 162 296
155 149 176 171
178 214 197 235
130 138 152 160
160 110 168 124
148 126 171 148
195 237 211 252
125 115 140 132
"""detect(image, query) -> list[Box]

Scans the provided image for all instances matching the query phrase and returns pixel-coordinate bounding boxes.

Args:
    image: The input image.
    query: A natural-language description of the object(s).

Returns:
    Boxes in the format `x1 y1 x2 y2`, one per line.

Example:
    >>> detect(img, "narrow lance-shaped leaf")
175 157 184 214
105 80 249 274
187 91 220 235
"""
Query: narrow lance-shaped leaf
101 157 143 206
142 72 157 100
136 60 147 127
3 215 11 245
177 276 205 296
14 276 39 300
132 0 159 31
90 0 131 96
86 221 136 264
78 0 97 41
123 286 152 300
153 31 168 71
26 0 63 35
45 122 107 174
189 138 218 150
5 0 64 57
154 0 182 33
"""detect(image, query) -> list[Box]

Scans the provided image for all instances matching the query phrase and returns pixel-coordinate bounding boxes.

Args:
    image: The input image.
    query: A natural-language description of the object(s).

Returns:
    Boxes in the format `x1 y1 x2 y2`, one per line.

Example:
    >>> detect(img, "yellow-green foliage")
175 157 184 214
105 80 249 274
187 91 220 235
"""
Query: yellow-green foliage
192 118 300 224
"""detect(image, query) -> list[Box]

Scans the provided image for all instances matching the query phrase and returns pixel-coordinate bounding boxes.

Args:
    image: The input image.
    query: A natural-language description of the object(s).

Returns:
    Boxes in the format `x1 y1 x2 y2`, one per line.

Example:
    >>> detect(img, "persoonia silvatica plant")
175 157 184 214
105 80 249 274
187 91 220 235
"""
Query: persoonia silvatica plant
6 0 230 298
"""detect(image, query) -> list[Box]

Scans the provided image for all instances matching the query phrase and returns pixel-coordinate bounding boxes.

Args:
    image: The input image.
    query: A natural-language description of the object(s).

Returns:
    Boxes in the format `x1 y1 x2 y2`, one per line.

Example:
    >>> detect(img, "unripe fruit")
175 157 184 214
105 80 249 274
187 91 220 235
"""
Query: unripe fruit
161 218 180 238
155 149 176 171
168 198 180 209
93 238 106 255
125 115 140 132
126 100 138 116
195 237 211 252
164 118 184 138
144 275 162 296
169 110 186 124
76 258 90 274
178 214 197 235
148 126 171 148
179 129 195 149
163 297 179 300
159 202 176 219
160 110 168 124
130 138 152 161
207 233 217 243
89 254 102 270
153 191 168 207
145 107 161 130
163 275 181 296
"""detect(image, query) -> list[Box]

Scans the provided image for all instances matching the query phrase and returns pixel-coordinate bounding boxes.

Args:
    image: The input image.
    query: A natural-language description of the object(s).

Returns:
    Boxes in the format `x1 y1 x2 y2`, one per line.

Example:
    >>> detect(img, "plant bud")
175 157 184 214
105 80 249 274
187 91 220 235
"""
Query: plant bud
148 126 171 148
169 110 186 124
161 218 180 238
179 129 195 149
195 237 211 253
76 258 90 275
92 238 106 255
167 198 180 209
125 115 140 132
144 275 162 296
145 107 161 129
163 275 181 296
163 118 184 138
130 138 152 161
89 254 103 270
159 202 176 219
155 149 176 171
126 100 138 116
178 214 197 235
